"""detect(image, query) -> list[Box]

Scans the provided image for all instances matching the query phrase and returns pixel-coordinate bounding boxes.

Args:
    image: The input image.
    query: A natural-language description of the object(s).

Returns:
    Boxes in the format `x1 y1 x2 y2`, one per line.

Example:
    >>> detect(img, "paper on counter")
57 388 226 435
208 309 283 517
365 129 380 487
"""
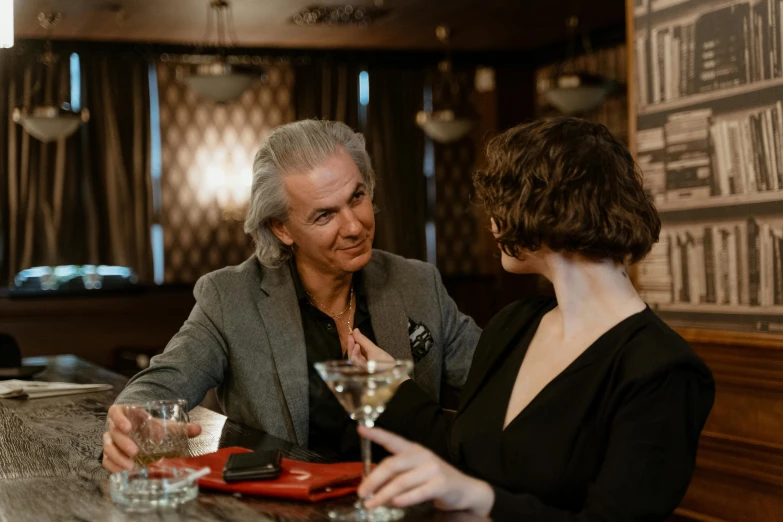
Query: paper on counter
0 380 113 399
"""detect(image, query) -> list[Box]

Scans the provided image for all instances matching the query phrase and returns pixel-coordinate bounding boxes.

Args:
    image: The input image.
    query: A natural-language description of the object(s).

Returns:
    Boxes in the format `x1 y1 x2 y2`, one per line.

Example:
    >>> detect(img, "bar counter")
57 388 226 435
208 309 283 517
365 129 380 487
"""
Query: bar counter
0 355 485 522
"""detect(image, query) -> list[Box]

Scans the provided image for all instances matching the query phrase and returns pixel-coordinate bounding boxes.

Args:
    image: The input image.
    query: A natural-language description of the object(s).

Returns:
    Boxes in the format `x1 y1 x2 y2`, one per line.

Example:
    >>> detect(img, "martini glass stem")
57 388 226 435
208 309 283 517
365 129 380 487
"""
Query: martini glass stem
354 421 374 512
361 429 373 478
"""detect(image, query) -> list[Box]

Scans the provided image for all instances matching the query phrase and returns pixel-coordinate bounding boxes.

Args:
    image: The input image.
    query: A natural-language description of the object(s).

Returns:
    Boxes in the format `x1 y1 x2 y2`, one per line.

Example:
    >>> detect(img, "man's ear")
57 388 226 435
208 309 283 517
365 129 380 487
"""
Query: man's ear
270 219 295 247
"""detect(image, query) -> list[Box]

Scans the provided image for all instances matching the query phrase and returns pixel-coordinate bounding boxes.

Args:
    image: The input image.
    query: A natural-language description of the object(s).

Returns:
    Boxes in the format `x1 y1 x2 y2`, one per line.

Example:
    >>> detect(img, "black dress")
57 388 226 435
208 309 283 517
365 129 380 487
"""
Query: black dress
378 296 715 521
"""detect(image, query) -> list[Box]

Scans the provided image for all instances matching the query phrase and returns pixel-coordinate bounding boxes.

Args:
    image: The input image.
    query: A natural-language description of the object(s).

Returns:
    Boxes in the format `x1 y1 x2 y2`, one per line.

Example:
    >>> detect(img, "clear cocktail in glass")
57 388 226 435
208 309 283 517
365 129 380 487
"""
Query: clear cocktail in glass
315 359 413 522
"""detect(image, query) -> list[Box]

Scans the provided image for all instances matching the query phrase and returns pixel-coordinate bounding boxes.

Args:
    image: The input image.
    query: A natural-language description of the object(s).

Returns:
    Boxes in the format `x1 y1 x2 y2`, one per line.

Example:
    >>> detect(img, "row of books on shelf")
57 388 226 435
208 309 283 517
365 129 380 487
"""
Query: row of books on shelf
638 218 783 306
635 0 691 16
637 104 783 203
635 0 783 107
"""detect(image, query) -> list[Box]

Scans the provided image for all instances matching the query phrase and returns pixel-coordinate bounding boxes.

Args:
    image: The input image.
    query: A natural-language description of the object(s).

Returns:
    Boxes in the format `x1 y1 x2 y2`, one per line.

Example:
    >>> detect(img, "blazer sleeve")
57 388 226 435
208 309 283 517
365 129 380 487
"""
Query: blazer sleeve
489 365 715 522
430 265 481 389
114 274 229 410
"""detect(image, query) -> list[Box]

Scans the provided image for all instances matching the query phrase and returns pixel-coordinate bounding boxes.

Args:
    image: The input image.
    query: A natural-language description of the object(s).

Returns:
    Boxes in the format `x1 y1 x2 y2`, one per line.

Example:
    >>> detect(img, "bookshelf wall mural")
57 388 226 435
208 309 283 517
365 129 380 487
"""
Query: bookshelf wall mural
633 0 783 332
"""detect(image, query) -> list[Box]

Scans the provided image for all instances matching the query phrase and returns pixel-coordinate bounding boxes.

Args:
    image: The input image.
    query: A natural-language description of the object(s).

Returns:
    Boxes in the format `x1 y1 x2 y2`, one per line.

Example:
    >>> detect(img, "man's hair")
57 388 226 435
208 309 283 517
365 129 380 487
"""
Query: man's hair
244 119 376 267
473 117 660 264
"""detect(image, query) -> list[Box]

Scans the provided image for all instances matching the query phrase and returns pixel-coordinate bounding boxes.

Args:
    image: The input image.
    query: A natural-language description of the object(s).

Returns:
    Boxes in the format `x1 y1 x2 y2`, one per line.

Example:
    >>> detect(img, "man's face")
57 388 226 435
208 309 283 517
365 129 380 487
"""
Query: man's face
272 147 375 276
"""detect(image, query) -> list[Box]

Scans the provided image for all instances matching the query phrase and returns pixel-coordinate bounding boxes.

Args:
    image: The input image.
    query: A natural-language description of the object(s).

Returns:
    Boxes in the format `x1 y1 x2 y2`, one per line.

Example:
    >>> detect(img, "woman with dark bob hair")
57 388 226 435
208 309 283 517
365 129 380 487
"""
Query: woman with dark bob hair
348 117 715 520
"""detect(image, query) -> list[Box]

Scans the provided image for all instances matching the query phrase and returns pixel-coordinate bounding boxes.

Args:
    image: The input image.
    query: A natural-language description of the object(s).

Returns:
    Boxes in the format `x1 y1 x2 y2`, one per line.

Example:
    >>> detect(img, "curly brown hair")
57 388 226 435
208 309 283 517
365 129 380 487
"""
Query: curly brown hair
473 117 660 264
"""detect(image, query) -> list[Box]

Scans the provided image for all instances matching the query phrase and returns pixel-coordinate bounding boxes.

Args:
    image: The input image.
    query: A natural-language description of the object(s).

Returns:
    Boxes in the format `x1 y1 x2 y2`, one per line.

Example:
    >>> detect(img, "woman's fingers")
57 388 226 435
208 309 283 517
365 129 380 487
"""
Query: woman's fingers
352 329 381 356
357 431 425 499
390 480 443 508
357 426 412 454
347 336 366 364
352 329 376 352
351 329 396 363
359 452 419 499
351 350 368 366
363 465 433 509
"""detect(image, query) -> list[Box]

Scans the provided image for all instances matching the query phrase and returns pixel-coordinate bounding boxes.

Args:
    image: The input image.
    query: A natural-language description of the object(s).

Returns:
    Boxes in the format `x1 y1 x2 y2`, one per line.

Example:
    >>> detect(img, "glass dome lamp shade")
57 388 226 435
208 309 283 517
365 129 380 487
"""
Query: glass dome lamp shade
415 27 475 144
12 105 90 143
543 12 617 115
415 109 473 144
12 12 89 142
177 0 264 103
544 73 615 115
181 62 261 103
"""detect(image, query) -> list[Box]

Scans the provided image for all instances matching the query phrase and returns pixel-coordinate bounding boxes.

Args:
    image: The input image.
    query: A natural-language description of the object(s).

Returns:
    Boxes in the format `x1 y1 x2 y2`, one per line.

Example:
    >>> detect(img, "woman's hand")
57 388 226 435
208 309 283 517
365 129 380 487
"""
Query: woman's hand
357 425 495 516
348 328 396 365
101 404 202 473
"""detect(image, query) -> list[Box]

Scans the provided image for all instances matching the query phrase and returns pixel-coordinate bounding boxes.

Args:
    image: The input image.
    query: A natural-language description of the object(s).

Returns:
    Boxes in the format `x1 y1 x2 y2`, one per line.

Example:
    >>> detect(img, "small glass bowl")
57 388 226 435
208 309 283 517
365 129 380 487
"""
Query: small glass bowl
109 467 199 512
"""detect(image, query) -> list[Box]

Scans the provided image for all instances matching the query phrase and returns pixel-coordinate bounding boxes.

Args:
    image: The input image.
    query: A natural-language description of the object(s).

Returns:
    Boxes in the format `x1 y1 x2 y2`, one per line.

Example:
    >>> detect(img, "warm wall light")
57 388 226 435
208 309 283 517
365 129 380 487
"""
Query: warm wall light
0 0 14 48
196 147 254 221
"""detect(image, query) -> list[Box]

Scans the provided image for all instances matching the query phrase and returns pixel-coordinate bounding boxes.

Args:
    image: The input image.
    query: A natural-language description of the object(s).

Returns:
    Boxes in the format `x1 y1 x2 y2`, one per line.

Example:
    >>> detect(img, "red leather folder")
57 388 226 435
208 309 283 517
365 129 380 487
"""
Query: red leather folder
152 447 364 502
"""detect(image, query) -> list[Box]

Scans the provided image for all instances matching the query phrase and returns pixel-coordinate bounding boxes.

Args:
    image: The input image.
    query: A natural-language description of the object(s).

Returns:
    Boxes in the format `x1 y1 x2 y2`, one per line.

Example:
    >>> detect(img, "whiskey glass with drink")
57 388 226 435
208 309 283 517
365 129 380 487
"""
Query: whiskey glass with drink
315 359 413 522
123 399 190 467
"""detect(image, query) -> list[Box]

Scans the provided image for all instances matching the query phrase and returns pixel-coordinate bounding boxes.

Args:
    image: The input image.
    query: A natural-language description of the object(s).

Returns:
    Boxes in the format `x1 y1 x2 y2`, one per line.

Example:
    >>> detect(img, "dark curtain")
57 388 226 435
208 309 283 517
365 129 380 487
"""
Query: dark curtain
0 49 153 285
294 57 360 128
367 67 427 261
82 54 153 282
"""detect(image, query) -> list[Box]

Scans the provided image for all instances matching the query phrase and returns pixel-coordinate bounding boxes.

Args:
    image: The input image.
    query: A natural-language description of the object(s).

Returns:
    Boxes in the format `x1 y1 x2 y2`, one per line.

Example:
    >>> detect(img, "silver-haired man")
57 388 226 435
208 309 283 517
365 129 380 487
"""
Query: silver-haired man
101 120 480 471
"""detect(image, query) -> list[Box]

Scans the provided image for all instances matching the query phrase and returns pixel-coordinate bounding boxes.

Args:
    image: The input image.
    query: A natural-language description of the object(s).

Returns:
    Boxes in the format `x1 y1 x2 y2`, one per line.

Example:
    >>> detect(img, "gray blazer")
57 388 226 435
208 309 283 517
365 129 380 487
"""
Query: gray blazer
116 250 480 447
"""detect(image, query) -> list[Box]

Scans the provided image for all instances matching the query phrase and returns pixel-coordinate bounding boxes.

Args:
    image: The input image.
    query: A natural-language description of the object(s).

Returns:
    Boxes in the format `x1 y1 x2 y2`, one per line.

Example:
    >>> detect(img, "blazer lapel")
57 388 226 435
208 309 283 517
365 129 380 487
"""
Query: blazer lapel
363 257 411 360
256 264 309 447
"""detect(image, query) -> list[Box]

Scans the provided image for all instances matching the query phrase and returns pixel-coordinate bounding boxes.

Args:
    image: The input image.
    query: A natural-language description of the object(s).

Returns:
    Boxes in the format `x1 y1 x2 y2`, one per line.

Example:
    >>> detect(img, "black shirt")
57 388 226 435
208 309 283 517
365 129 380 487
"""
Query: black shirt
379 296 715 521
289 259 376 460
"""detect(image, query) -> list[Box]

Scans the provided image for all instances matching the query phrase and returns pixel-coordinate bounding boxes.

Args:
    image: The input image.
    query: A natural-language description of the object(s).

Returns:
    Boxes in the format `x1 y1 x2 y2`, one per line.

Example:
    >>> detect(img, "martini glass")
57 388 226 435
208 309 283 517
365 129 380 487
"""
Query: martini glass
315 359 413 522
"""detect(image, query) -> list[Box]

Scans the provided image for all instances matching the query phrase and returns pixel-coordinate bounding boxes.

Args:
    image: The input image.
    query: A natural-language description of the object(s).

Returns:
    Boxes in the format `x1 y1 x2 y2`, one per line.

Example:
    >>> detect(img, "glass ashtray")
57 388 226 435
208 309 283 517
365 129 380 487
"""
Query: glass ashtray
110 467 199 512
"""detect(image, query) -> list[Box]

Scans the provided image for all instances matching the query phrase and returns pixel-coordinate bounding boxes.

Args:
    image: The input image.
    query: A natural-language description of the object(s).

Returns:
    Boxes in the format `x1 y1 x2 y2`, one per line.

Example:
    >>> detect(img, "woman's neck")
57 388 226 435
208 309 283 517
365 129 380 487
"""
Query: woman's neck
543 255 646 337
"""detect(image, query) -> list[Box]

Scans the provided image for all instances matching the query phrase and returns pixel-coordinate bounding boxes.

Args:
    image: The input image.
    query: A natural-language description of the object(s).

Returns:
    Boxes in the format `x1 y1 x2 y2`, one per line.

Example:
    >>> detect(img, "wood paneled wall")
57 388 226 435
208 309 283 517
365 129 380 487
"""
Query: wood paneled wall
0 288 195 371
673 329 783 521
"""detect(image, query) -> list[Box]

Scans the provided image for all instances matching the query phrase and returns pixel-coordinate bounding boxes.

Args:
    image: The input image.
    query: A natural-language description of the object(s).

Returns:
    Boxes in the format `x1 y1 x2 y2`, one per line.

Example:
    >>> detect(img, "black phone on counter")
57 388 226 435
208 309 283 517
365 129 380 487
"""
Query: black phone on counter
222 450 282 483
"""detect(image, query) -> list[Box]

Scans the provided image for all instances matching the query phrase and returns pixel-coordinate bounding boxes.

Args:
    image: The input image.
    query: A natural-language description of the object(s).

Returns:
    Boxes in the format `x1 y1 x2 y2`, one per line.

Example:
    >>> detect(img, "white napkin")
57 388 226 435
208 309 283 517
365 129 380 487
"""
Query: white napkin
0 380 113 399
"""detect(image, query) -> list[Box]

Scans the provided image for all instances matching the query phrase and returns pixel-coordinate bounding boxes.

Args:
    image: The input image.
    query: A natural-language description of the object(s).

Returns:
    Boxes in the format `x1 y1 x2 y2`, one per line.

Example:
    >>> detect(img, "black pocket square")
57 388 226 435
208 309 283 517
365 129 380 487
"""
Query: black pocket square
407 319 434 363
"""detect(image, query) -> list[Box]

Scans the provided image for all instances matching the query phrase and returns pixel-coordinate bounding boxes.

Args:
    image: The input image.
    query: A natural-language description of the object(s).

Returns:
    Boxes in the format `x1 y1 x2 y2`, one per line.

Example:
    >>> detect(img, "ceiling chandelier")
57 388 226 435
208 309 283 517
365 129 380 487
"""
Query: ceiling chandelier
543 15 616 115
12 13 90 143
179 0 263 104
290 3 390 27
415 26 474 144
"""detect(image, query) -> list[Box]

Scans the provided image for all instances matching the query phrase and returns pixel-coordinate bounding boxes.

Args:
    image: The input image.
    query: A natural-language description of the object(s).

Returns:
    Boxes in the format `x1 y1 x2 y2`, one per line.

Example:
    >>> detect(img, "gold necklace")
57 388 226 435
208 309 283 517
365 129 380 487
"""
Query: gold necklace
306 286 355 334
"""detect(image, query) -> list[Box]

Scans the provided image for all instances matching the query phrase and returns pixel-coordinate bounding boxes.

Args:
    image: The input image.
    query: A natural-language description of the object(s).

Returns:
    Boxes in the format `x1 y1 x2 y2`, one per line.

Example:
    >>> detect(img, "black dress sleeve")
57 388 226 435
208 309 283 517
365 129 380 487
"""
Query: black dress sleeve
376 379 454 460
490 366 715 522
